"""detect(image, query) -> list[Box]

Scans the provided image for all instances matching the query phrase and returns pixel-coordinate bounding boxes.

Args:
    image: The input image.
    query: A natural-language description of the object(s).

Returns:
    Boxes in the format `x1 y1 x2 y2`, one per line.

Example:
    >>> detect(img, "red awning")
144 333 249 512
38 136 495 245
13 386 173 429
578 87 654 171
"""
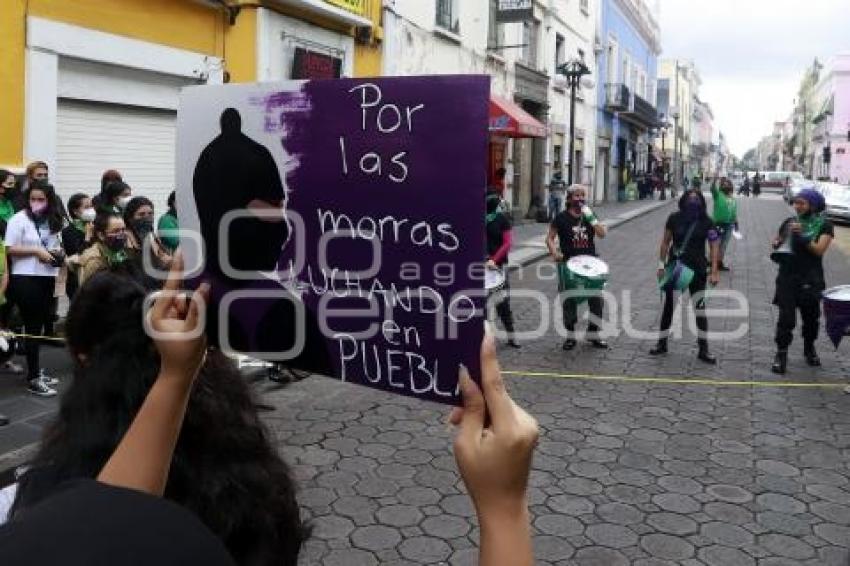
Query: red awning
489 95 547 138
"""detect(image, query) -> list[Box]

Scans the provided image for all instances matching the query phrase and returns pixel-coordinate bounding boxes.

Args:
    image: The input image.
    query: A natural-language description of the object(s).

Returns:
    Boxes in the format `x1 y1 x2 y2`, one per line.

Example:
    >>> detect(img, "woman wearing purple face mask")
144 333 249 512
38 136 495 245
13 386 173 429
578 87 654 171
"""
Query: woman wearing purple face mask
650 188 721 363
4 180 65 397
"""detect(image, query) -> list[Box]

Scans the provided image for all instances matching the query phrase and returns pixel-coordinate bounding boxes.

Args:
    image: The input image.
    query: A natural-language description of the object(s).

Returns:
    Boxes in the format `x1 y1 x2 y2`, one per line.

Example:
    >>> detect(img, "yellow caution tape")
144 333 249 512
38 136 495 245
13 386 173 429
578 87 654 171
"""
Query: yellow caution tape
503 369 848 389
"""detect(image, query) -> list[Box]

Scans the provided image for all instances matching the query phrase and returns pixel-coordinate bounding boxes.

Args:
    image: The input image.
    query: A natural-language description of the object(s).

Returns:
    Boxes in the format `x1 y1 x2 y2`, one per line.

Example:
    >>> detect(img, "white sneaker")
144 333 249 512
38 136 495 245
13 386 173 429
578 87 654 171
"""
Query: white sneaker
38 369 59 386
27 378 57 397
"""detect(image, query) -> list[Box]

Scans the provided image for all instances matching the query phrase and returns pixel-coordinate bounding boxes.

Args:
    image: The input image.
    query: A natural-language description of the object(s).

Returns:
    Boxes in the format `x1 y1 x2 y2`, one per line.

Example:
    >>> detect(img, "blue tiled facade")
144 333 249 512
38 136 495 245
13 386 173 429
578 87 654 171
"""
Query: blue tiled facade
595 0 660 201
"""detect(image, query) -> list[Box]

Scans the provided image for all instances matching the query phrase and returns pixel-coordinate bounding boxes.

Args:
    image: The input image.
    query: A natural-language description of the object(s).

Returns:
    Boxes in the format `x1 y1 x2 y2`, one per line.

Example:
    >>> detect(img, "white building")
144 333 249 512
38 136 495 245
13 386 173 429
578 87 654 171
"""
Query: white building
383 0 599 217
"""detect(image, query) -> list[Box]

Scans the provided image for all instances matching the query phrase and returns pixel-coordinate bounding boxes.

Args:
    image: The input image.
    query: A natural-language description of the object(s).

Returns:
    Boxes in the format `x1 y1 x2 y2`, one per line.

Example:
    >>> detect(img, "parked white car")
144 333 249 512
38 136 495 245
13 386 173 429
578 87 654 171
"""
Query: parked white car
820 183 850 223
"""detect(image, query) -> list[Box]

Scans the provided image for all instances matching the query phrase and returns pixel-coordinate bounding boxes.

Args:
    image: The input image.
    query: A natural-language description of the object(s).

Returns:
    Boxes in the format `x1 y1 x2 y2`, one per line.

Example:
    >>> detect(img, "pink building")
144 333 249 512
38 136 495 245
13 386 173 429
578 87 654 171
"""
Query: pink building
811 53 850 183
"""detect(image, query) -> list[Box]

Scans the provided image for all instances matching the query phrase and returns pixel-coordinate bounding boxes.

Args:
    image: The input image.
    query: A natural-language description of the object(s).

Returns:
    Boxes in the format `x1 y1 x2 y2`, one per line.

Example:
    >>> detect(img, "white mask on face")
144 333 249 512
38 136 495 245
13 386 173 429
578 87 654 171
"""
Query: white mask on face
117 196 132 209
80 208 96 222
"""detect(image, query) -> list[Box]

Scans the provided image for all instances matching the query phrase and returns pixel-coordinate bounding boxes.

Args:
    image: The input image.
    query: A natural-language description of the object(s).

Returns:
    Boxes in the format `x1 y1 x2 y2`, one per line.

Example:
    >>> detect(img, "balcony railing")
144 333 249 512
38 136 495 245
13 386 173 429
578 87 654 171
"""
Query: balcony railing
605 83 630 111
618 90 659 129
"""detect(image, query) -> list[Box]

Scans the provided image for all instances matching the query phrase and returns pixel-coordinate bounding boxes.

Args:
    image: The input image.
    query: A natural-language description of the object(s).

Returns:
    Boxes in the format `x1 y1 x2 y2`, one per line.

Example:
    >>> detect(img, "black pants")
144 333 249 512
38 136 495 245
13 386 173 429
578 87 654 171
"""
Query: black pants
8 275 55 380
658 271 709 347
562 294 604 338
773 276 822 350
489 277 515 334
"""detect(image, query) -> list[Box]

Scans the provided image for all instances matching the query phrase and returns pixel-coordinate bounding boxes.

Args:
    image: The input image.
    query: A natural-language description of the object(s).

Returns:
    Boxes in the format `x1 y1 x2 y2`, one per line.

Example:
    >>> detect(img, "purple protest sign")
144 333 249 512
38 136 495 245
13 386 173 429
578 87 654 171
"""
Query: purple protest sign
823 285 850 349
176 76 489 405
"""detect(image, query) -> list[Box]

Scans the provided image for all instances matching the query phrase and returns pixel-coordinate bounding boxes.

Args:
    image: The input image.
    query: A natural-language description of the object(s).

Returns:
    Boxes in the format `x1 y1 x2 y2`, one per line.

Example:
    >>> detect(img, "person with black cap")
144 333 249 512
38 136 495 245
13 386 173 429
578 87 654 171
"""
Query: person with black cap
770 188 834 374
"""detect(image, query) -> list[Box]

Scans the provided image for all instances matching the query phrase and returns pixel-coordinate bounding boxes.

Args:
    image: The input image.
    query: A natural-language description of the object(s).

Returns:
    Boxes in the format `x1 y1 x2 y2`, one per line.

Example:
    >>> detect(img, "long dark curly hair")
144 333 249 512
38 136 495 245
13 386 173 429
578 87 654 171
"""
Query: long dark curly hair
10 271 309 566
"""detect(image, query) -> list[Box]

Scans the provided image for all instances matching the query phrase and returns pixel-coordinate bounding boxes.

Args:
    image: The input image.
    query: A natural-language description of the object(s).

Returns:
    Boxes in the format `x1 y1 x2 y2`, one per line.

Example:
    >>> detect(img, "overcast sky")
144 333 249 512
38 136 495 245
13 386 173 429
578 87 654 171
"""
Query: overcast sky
658 0 848 156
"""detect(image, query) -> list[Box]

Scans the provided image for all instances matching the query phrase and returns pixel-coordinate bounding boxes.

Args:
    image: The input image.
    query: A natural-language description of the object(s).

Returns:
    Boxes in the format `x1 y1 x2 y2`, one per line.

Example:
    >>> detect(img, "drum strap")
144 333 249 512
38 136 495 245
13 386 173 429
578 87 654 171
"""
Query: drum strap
672 223 697 260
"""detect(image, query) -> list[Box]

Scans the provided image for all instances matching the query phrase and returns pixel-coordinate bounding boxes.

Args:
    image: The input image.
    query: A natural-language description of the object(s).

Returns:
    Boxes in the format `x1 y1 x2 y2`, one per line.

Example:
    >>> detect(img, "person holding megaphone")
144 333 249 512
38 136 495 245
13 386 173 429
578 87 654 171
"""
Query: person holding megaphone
770 189 834 374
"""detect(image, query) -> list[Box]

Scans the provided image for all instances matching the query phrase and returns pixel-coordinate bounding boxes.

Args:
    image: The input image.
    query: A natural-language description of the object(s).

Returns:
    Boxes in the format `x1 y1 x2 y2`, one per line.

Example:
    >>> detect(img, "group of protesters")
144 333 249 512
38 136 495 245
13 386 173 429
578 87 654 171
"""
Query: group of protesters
486 171 835 375
0 162 180 417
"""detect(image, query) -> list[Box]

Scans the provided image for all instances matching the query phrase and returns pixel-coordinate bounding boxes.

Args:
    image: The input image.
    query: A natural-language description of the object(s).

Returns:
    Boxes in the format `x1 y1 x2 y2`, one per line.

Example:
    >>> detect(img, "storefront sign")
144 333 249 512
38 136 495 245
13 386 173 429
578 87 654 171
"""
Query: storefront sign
176 76 489 405
292 48 343 80
496 0 534 23
325 0 367 16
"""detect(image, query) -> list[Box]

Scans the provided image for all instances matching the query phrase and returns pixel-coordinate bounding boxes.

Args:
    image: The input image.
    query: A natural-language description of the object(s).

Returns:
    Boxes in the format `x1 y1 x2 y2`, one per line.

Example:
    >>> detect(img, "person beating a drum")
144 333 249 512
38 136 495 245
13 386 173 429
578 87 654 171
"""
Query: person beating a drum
649 188 720 364
546 184 609 351
485 193 520 348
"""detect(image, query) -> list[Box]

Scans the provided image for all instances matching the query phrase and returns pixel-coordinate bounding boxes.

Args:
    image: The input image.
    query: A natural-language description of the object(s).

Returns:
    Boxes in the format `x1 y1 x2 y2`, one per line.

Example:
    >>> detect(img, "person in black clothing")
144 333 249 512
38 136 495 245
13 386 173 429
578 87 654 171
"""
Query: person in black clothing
752 171 761 197
770 189 834 374
61 193 95 299
546 184 609 351
650 188 721 364
485 192 519 348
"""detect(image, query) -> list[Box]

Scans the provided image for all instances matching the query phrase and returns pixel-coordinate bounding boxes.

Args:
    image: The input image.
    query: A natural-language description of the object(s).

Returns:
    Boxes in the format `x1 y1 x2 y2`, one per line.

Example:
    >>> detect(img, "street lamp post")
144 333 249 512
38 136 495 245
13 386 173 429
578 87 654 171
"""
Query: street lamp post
658 116 669 200
557 58 592 185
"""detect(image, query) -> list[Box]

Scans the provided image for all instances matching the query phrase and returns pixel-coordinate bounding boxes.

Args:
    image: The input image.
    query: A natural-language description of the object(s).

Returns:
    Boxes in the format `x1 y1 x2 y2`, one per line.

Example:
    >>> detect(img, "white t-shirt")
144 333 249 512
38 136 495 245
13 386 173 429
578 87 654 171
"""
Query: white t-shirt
5 210 61 277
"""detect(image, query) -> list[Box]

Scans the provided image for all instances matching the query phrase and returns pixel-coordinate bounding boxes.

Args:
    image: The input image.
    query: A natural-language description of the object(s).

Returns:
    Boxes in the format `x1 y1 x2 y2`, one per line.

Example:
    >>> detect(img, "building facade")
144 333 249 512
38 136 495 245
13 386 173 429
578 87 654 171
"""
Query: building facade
383 0 600 217
690 97 714 175
0 0 382 214
810 53 850 184
655 59 698 185
596 0 660 202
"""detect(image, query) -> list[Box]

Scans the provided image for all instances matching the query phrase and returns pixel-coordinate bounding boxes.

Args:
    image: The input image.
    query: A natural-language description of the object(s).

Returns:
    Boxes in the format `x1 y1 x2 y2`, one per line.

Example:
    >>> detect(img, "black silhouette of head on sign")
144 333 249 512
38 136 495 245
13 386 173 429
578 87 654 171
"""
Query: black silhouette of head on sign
193 107 289 278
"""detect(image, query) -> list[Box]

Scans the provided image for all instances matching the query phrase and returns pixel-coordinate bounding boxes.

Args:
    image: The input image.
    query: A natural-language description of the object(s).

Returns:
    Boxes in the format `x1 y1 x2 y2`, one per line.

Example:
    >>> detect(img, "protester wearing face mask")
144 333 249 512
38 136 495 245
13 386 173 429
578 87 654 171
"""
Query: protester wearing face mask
4 180 65 396
124 197 173 283
650 188 721 364
485 193 519 349
769 189 834 374
97 181 132 215
546 184 609 351
61 194 96 299
78 213 129 286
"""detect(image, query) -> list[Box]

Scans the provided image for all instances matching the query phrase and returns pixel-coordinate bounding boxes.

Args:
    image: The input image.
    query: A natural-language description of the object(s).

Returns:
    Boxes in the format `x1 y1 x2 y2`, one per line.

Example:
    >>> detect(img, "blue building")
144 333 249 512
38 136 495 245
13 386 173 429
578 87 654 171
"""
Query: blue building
594 0 661 201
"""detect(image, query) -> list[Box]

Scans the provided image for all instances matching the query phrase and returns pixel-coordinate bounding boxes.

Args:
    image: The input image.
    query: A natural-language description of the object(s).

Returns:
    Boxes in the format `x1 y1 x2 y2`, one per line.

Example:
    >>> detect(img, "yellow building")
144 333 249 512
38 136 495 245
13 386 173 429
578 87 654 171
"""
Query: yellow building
0 0 382 210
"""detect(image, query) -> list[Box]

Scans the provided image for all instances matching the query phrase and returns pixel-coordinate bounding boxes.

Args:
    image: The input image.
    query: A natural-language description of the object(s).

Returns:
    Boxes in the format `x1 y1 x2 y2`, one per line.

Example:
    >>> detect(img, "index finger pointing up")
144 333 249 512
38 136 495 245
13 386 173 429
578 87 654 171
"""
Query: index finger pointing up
152 250 185 321
479 332 514 432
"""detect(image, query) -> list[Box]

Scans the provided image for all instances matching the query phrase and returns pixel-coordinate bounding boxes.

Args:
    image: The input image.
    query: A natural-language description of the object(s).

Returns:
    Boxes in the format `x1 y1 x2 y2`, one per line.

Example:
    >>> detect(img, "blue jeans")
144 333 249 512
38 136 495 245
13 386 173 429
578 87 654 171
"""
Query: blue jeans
717 223 734 262
549 196 561 220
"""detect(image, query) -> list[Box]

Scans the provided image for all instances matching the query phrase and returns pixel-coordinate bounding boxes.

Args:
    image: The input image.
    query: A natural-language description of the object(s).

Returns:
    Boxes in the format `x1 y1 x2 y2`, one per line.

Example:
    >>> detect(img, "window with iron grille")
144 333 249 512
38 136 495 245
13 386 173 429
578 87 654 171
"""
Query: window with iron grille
521 19 539 69
488 0 504 52
436 0 459 33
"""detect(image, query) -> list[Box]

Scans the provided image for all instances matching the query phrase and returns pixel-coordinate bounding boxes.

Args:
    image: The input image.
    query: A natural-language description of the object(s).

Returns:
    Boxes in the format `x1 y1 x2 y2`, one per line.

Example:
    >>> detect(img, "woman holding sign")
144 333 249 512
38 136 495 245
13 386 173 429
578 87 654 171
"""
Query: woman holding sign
486 193 520 348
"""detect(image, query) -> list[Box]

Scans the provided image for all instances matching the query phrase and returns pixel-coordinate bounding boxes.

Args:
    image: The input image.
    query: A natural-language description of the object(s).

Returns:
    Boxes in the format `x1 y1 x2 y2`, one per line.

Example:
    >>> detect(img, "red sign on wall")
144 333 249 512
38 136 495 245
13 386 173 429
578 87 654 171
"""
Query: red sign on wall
292 47 343 80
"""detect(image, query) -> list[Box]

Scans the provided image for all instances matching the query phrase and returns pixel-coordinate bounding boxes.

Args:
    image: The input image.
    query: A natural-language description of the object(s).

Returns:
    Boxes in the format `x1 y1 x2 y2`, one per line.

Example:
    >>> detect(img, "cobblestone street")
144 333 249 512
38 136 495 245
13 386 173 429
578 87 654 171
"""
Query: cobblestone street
255 194 850 565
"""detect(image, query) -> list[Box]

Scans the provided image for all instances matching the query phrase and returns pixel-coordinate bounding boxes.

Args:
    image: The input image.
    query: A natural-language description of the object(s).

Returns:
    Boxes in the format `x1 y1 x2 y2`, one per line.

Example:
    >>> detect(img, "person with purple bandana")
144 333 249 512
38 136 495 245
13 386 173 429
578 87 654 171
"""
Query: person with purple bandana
650 188 721 363
770 188 834 374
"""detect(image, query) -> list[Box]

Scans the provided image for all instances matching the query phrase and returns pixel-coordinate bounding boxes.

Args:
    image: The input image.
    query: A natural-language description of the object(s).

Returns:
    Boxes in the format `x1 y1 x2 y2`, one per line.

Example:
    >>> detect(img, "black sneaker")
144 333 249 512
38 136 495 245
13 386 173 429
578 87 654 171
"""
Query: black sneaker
27 378 57 397
562 338 577 351
589 339 609 349
0 413 9 427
